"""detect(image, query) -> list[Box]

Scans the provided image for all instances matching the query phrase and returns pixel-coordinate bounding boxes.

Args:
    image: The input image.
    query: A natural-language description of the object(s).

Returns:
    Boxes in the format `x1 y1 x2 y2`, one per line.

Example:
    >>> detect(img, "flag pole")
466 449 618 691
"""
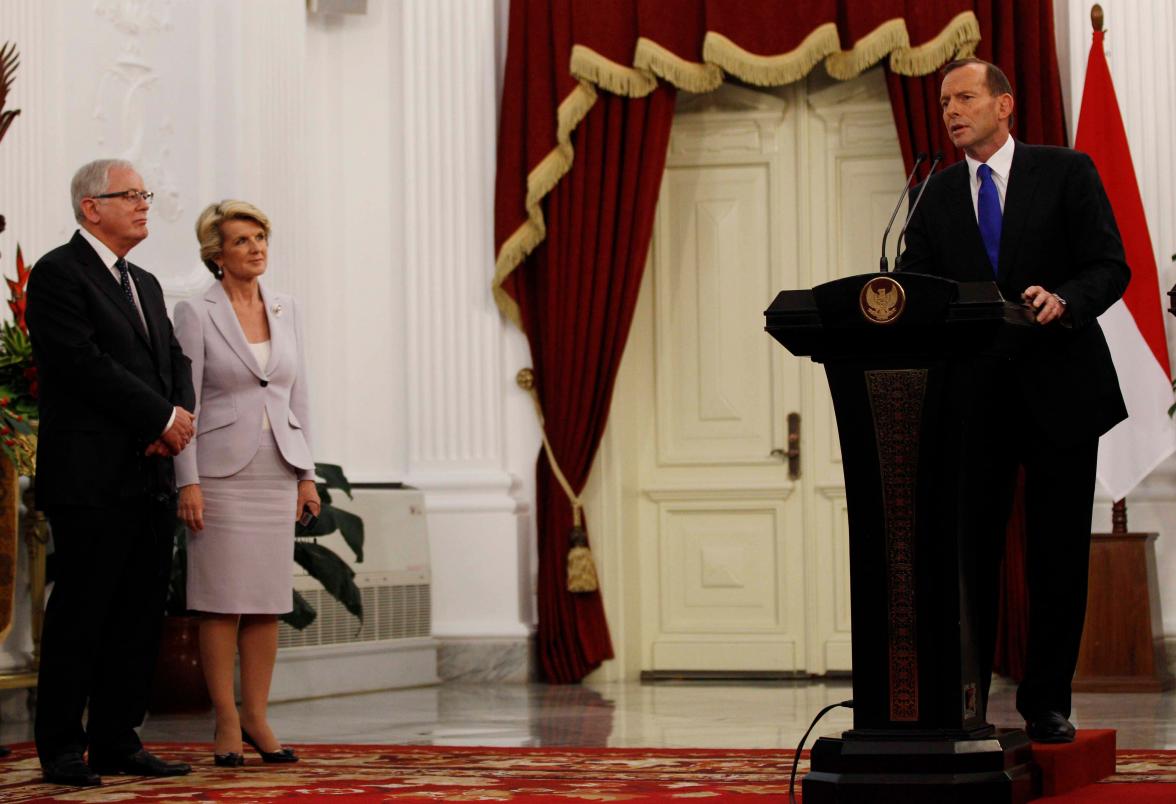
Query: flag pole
1091 2 1128 535
1074 2 1174 691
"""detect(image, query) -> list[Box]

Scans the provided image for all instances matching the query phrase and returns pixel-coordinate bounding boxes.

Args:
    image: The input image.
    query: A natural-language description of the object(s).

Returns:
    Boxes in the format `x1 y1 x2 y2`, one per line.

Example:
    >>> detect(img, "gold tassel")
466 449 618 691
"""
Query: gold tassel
517 369 600 594
566 506 599 594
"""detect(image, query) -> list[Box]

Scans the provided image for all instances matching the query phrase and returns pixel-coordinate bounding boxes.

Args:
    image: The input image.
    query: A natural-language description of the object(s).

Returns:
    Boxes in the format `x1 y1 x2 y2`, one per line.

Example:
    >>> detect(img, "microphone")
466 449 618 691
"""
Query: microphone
878 152 926 273
895 151 944 270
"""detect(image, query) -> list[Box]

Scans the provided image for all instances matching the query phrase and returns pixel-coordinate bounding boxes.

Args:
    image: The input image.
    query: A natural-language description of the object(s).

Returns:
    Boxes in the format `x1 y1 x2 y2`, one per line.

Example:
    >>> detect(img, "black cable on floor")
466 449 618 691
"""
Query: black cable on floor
788 699 854 804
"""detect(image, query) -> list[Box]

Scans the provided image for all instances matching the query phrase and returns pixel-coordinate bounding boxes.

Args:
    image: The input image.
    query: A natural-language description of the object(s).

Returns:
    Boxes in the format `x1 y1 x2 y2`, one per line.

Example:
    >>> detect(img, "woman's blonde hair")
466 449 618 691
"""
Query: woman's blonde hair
195 200 272 278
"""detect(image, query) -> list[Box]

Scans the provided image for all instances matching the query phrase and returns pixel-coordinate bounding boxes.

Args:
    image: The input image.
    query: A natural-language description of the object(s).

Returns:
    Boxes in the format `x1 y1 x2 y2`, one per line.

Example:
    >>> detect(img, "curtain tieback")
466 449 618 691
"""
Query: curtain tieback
517 368 600 594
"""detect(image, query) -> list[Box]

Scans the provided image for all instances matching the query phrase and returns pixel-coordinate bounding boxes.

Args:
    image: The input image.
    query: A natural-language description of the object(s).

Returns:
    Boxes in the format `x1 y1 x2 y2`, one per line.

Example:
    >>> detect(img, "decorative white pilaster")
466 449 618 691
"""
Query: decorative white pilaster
237 2 311 305
402 0 505 487
401 0 532 651
0 1 65 277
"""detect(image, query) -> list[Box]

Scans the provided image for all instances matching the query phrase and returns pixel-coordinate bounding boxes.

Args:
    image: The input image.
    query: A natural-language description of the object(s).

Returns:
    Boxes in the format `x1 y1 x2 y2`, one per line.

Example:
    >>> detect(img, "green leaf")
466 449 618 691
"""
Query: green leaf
331 505 365 563
315 463 353 499
293 542 362 620
315 484 334 506
280 590 318 630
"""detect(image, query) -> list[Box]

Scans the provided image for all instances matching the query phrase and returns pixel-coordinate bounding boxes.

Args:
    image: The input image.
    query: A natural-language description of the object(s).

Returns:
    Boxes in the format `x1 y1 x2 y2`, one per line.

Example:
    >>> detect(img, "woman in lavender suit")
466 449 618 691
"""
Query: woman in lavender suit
174 200 319 767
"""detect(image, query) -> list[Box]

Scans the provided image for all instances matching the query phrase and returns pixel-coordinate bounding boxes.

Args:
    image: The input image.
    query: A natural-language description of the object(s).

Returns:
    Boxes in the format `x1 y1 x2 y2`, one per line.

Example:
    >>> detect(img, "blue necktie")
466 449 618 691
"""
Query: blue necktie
977 163 1002 276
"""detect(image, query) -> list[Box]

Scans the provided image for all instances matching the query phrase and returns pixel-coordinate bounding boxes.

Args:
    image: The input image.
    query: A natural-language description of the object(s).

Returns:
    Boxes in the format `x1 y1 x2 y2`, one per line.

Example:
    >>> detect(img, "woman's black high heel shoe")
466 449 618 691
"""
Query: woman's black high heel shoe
214 752 245 767
242 728 299 763
213 729 246 767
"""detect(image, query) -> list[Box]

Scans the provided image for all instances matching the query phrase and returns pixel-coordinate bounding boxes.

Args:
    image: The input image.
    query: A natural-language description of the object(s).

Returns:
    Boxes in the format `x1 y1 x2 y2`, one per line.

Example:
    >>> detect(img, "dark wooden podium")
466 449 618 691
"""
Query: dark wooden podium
765 272 1037 803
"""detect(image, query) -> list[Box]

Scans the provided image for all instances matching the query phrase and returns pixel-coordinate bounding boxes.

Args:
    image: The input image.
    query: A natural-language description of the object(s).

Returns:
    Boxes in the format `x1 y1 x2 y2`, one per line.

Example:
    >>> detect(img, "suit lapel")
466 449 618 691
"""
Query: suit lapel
942 164 993 281
206 280 267 381
131 266 165 347
70 233 152 348
130 266 167 364
997 142 1040 284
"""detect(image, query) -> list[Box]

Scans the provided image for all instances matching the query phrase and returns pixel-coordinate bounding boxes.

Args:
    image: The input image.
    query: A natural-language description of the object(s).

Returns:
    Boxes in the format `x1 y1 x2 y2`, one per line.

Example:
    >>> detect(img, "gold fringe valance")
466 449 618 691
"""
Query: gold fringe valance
825 18 908 80
493 82 597 328
890 11 980 75
570 45 658 98
493 12 981 325
634 37 724 95
703 24 841 88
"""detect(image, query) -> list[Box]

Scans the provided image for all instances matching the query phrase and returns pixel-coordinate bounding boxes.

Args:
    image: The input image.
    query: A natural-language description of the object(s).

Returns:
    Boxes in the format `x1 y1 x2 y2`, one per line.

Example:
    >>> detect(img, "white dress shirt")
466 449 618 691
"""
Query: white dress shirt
247 340 273 430
964 135 1015 220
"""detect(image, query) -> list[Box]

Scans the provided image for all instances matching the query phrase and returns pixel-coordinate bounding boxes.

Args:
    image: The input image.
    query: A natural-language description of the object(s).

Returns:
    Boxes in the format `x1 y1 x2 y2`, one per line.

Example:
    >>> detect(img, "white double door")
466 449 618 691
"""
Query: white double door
583 69 908 680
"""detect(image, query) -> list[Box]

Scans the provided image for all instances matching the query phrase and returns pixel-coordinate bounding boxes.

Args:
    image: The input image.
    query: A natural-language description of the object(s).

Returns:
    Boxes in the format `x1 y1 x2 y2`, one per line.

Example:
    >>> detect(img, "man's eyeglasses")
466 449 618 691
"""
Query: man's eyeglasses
91 189 154 205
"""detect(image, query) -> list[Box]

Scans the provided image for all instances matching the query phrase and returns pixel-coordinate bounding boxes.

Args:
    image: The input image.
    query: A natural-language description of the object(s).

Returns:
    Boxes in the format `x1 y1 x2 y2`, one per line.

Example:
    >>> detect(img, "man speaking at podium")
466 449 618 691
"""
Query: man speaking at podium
898 58 1130 743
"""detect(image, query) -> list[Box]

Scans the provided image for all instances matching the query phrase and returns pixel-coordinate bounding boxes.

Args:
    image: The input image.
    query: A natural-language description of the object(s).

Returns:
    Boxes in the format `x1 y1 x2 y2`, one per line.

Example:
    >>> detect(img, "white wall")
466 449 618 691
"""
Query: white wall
0 0 539 674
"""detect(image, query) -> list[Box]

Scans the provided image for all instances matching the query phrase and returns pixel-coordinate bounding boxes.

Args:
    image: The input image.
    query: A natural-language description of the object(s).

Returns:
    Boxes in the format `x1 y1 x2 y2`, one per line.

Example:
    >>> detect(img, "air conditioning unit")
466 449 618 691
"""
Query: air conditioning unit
270 486 438 699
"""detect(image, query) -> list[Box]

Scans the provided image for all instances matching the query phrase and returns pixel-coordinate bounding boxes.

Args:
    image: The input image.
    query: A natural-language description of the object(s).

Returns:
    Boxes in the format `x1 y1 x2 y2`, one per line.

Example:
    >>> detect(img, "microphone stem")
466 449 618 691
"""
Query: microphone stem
895 153 943 269
879 154 926 273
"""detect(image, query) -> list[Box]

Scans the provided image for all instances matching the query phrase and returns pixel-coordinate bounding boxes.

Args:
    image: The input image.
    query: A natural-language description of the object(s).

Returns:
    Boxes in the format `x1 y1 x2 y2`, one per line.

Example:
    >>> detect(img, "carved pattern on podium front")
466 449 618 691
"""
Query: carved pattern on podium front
866 368 927 722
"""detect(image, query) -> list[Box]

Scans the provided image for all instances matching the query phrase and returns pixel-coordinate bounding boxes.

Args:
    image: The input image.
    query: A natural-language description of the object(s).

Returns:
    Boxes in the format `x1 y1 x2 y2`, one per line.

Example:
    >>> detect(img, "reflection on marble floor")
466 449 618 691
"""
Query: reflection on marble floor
3 677 1174 750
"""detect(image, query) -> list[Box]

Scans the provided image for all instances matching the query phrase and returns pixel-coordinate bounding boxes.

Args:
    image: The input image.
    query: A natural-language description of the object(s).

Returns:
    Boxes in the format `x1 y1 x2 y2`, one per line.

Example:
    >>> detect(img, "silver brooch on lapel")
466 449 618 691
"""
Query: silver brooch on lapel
271 303 283 317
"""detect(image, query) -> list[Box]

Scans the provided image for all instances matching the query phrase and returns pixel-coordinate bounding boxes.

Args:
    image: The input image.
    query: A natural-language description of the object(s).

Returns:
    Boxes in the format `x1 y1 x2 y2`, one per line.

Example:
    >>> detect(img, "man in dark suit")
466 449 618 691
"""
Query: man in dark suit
899 59 1130 743
27 159 196 785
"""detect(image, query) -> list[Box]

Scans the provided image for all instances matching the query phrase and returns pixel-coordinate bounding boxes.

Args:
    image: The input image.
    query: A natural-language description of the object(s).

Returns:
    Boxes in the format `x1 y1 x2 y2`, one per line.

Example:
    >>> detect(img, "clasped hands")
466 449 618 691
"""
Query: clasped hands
144 406 195 457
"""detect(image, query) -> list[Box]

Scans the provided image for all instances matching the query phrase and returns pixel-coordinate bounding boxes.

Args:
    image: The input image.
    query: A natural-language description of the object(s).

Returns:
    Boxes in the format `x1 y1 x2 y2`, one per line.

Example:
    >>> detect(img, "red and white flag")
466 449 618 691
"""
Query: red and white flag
1079 28 1176 501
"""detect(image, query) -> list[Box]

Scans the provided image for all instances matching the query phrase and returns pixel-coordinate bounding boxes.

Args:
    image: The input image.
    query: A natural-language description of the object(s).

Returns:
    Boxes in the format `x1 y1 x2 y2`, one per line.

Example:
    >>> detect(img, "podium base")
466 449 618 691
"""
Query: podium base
803 729 1036 803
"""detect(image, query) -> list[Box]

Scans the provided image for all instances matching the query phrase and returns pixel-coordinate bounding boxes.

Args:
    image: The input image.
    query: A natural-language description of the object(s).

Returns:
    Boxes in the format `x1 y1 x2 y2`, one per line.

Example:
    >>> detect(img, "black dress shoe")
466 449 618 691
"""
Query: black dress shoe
242 728 299 764
41 753 101 787
90 748 191 777
1026 711 1076 743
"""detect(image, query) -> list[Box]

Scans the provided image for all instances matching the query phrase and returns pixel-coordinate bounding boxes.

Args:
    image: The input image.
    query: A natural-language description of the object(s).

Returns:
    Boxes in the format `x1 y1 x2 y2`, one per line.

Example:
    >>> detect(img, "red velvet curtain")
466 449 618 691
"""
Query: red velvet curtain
495 0 1046 684
884 1 1067 681
503 88 677 682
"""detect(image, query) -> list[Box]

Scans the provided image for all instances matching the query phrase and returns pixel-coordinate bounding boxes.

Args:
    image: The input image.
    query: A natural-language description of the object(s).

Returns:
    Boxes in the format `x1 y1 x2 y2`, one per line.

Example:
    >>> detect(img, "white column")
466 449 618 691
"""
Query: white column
0 1 65 274
401 0 532 652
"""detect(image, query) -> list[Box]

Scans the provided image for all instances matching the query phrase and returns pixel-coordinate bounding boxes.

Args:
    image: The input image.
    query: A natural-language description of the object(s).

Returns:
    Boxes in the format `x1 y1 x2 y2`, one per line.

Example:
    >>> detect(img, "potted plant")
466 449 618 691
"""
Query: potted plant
0 247 36 473
0 43 33 473
286 462 366 629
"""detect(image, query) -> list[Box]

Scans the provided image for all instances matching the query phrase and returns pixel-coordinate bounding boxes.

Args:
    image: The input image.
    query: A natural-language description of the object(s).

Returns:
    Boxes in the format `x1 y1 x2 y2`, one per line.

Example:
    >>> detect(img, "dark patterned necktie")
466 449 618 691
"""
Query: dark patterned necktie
977 164 1003 276
115 257 138 312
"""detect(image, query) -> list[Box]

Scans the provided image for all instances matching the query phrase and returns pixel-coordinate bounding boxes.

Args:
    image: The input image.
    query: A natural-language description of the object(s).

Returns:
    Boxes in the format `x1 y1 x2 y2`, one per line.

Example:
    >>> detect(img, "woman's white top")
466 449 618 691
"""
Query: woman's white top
247 340 272 430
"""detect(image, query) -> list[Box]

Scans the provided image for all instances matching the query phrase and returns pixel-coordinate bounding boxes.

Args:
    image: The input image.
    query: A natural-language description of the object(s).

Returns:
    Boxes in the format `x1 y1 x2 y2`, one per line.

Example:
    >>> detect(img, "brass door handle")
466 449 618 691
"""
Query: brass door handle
770 412 801 480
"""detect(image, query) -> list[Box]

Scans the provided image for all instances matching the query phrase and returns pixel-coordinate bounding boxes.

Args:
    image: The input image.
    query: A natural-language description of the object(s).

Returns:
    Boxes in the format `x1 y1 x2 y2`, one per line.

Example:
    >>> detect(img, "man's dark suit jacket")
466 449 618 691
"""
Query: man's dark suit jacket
898 141 1130 445
26 231 195 509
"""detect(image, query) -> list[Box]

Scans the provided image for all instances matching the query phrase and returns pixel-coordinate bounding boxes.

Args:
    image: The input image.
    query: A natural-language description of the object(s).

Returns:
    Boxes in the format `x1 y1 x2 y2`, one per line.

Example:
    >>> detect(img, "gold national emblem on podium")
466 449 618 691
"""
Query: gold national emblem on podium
860 276 906 324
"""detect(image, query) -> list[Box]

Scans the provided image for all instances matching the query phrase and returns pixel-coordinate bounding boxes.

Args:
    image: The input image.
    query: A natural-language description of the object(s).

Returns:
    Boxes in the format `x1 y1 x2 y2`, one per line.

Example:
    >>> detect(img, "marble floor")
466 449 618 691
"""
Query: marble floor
3 676 1173 751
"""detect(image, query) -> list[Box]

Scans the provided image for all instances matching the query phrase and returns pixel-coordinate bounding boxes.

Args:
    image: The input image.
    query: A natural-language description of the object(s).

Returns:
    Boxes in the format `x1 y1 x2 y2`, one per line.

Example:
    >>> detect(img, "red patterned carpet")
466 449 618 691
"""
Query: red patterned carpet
0 743 1172 802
